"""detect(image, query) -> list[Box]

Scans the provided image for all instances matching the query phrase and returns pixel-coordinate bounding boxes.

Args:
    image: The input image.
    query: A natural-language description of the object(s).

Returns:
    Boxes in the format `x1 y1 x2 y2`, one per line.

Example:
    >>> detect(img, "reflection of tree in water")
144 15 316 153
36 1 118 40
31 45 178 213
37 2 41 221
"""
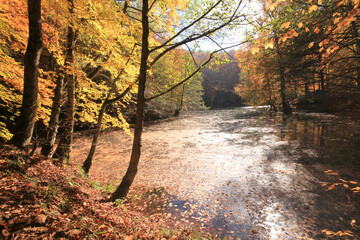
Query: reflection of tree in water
266 113 360 238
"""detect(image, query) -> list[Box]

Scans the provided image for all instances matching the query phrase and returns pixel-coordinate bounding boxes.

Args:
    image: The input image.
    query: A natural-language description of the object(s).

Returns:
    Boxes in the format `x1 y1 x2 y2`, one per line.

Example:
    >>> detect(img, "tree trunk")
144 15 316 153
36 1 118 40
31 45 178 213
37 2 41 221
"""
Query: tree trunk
53 0 76 163
11 0 43 148
279 64 292 115
41 74 64 157
174 84 185 116
82 102 108 173
110 0 149 200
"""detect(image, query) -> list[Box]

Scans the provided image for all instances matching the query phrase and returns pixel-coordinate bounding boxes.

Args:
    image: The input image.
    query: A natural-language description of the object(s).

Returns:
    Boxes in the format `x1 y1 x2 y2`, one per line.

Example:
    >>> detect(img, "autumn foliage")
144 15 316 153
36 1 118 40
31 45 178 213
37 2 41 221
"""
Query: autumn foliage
235 0 360 114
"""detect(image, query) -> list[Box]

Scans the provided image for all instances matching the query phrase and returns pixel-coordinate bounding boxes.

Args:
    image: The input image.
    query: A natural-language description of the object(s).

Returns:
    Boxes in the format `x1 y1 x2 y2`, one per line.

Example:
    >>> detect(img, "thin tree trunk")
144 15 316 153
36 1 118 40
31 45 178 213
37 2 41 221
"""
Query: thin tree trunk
41 74 64 157
82 44 137 174
11 0 43 148
174 84 185 116
110 0 149 200
53 0 76 163
82 102 108 173
279 64 292 115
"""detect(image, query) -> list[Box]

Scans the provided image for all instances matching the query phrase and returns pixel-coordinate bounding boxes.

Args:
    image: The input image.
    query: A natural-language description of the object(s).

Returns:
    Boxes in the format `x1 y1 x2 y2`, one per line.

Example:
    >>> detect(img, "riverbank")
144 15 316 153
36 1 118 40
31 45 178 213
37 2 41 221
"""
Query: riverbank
0 145 212 239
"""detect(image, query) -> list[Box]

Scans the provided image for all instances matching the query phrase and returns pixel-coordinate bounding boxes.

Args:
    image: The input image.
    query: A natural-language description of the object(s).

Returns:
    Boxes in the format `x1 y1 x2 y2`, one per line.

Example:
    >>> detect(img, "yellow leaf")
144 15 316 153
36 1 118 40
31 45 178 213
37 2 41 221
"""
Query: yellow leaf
264 42 274 49
298 22 303 28
318 0 323 4
309 5 319 13
328 184 336 190
251 47 260 55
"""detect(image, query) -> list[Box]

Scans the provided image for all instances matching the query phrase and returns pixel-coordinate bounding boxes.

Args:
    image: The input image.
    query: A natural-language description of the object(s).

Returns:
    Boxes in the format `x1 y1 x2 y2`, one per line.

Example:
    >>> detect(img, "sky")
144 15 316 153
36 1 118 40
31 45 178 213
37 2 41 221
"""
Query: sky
194 0 263 51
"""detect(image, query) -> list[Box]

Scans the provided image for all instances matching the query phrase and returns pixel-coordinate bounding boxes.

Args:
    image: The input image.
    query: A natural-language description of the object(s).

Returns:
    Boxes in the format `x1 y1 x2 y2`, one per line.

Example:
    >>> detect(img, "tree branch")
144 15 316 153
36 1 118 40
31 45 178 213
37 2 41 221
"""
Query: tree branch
149 0 224 53
145 43 245 102
149 0 244 67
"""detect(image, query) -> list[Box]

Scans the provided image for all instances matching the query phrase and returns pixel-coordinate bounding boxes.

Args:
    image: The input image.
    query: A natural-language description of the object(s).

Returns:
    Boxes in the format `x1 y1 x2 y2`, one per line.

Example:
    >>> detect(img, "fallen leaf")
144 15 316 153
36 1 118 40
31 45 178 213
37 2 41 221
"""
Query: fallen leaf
351 219 356 227
328 184 336 190
124 235 134 240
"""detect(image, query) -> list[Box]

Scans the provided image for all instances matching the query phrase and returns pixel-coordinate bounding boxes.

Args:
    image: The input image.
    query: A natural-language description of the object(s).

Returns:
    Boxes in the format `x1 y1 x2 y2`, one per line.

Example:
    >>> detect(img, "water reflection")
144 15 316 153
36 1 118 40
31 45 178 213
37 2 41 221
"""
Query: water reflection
71 107 360 239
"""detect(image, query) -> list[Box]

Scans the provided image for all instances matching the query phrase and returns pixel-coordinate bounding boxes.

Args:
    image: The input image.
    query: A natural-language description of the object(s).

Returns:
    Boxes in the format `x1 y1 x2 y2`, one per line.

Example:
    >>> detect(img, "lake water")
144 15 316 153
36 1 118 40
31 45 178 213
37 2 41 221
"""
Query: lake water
71 107 360 239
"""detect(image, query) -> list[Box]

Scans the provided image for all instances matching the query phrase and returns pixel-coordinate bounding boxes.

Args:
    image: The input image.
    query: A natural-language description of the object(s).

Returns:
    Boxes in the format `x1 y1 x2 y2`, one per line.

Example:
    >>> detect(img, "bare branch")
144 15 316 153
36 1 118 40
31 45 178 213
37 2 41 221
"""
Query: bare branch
206 36 238 62
149 0 244 67
149 0 158 12
149 0 224 53
185 43 199 68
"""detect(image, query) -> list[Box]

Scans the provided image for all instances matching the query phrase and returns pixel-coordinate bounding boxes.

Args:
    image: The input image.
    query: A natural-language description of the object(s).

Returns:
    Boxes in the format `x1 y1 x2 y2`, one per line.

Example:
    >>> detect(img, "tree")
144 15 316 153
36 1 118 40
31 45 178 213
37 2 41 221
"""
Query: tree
10 0 43 148
52 0 77 163
110 0 245 200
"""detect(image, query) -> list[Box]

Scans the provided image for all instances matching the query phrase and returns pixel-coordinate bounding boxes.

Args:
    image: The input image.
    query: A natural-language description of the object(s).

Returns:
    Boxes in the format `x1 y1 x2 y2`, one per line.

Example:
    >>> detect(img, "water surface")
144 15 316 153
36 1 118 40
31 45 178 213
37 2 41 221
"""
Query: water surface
72 107 360 239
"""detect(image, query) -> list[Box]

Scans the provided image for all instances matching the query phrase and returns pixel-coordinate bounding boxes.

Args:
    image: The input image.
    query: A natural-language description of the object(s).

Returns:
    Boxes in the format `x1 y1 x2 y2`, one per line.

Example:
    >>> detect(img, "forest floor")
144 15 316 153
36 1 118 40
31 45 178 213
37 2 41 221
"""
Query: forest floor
0 144 212 239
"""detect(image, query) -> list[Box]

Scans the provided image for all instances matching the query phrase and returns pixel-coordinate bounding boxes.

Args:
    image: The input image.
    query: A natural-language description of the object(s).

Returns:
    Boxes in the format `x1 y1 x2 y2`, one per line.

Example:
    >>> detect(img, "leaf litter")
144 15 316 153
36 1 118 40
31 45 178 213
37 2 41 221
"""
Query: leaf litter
0 145 211 239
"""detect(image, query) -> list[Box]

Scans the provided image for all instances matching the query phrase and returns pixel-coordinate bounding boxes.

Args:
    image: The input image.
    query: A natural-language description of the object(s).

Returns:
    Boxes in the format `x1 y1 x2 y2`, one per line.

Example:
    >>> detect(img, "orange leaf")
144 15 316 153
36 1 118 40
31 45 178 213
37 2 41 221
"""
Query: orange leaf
349 181 358 184
267 0 272 4
322 182 329 187
298 22 303 28
318 0 323 4
308 42 315 48
343 184 349 188
280 22 291 29
309 5 319 13
346 194 351 201
314 27 320 33
124 235 134 240
334 17 341 24
266 2 277 10
305 27 310 32
351 219 356 227
328 184 336 190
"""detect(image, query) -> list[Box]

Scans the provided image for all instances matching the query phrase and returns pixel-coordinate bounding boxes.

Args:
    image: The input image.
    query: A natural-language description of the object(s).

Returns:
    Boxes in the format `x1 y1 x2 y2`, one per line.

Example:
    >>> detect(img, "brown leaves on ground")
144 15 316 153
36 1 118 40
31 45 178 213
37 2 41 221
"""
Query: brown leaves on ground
0 145 203 239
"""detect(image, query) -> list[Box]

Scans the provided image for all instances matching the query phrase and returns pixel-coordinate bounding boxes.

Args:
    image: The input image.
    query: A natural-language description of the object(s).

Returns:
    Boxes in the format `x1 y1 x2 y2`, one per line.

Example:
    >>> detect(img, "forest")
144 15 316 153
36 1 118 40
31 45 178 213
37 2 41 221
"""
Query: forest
0 0 359 238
